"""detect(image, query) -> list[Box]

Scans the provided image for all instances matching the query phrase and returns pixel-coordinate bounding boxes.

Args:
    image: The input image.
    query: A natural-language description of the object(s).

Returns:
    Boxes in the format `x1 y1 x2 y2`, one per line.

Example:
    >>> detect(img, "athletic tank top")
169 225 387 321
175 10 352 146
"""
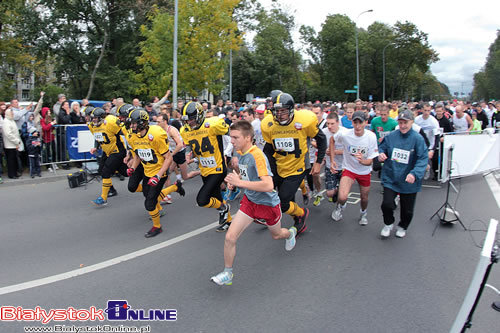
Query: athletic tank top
167 125 184 152
453 113 468 133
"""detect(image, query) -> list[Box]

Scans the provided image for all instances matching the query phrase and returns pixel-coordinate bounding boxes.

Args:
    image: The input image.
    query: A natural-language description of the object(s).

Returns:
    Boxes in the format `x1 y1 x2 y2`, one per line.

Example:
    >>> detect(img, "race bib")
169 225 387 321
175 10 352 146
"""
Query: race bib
239 164 249 181
137 148 154 162
391 148 410 164
349 145 367 155
199 156 216 168
274 137 295 152
94 132 104 142
379 131 390 138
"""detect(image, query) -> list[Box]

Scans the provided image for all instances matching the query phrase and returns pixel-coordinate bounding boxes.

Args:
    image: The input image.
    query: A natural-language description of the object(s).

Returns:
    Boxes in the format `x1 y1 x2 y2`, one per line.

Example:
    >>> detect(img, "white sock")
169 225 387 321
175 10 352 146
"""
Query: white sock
176 174 182 181
360 209 367 214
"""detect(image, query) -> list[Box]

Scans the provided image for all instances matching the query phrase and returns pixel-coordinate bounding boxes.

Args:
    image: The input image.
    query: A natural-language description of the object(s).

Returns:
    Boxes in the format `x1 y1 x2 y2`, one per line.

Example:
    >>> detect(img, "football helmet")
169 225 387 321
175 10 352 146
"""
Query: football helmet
82 106 95 118
117 104 135 122
181 101 205 130
90 107 106 126
127 108 149 133
272 92 295 125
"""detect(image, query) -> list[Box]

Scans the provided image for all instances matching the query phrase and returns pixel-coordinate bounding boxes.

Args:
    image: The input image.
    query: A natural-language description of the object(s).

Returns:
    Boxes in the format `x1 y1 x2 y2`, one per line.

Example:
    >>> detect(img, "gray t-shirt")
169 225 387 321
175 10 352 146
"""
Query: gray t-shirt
235 145 280 207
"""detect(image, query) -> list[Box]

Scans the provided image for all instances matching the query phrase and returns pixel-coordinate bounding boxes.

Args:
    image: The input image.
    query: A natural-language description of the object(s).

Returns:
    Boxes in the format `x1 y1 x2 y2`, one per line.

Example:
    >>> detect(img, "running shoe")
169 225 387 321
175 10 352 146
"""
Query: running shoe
313 194 324 206
161 194 173 204
380 224 393 238
218 203 230 225
359 211 368 226
175 180 185 196
108 187 118 198
302 193 310 206
331 204 343 221
92 196 108 206
211 271 233 285
285 227 297 251
294 208 309 234
395 226 407 238
215 222 231 232
227 188 241 201
145 226 162 238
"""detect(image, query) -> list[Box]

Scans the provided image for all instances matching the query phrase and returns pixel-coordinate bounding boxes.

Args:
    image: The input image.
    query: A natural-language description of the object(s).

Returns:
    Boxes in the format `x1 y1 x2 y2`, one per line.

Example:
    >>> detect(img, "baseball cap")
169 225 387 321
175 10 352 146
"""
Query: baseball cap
256 104 266 113
398 109 414 121
352 110 366 122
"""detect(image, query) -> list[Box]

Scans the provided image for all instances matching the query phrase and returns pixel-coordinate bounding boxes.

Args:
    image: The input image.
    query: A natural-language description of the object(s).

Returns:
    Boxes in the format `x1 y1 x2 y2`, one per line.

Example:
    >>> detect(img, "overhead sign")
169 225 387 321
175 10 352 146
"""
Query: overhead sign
344 90 357 93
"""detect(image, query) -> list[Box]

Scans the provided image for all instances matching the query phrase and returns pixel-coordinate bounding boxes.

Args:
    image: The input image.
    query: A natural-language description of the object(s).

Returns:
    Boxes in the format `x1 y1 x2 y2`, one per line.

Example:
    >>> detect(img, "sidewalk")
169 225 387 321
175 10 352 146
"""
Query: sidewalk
0 165 85 187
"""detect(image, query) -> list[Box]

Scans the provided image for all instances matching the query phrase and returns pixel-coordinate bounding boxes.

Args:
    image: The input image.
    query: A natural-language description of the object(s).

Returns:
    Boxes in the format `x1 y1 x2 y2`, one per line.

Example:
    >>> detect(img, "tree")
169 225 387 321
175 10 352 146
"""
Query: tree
136 0 242 98
472 30 500 100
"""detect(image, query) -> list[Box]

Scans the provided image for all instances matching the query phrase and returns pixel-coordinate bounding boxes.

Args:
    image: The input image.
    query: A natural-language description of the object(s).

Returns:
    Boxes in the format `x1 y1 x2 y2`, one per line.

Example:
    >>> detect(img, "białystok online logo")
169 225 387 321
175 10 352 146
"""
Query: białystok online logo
0 301 177 324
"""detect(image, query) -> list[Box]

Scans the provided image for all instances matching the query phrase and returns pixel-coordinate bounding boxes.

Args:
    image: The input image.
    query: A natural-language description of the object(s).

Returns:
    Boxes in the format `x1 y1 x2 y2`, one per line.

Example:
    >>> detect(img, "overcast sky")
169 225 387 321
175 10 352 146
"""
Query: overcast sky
260 0 499 98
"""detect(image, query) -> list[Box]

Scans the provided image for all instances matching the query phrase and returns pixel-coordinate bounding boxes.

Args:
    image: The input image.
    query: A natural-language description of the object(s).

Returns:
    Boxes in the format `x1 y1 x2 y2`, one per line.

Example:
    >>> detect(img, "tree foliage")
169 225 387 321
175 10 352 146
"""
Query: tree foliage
136 0 242 98
472 30 500 101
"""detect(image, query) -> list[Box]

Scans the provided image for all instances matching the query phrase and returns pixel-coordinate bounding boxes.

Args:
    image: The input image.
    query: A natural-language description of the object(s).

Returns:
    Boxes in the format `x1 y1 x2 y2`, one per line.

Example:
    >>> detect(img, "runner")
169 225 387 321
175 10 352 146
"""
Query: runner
261 92 327 235
126 108 184 238
180 101 233 232
325 112 347 203
210 120 297 286
331 111 379 225
378 109 428 238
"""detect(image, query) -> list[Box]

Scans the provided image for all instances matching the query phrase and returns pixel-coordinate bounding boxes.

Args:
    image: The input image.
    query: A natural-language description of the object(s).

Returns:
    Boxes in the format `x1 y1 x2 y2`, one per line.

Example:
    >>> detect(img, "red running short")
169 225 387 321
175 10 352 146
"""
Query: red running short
342 169 371 188
239 195 282 226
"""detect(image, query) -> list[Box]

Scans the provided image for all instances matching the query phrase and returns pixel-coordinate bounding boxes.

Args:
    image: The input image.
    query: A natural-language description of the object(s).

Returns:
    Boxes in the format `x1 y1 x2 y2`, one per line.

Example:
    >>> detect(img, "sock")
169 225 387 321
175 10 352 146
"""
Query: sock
135 183 143 193
299 180 307 195
204 197 223 209
340 203 347 210
149 207 161 228
162 184 178 197
156 202 162 212
285 201 304 217
176 173 182 181
360 209 367 214
224 267 233 274
101 178 112 200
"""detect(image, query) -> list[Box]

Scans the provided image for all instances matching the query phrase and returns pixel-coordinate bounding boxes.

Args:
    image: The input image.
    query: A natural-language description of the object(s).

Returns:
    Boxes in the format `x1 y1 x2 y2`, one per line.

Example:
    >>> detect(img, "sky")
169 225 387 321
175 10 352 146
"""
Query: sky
259 0 499 97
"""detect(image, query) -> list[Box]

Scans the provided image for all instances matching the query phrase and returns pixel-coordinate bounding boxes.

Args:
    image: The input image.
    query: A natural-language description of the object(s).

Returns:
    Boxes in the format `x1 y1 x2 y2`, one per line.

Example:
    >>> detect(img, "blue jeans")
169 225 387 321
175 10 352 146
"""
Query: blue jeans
29 155 41 176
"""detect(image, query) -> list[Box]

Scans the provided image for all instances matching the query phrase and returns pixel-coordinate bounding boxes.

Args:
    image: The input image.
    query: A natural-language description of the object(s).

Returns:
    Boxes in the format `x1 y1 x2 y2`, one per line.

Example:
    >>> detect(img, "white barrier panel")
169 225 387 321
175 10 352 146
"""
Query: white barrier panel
441 132 500 181
77 130 94 153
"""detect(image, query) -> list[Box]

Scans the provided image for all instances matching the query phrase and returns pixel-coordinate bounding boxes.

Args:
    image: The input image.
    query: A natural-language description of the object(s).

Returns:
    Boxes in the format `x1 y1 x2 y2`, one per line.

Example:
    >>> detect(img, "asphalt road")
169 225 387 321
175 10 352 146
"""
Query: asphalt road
0 171 499 333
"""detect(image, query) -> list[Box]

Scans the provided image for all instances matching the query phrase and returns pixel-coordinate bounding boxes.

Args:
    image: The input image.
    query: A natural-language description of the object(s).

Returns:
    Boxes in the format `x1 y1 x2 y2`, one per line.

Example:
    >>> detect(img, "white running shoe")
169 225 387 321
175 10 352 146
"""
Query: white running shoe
210 271 233 286
395 226 407 238
380 224 393 238
359 212 368 226
285 227 297 251
331 205 343 221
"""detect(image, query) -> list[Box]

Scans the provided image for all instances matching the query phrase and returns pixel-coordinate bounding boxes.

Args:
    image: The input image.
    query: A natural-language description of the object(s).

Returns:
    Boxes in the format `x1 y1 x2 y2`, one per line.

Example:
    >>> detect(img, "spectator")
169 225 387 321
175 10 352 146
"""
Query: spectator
152 90 170 115
57 101 72 124
2 108 22 179
40 107 57 166
176 99 184 113
0 102 6 183
214 99 224 115
102 102 112 115
132 98 141 108
145 102 158 123
70 101 86 124
53 93 66 118
10 99 33 130
492 101 500 132
32 91 45 134
81 98 89 107
27 127 42 178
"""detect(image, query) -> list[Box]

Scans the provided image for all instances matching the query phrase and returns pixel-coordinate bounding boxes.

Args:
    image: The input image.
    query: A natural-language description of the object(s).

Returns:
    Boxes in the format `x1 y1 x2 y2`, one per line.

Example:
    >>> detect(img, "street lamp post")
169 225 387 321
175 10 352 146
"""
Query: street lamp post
382 42 393 102
355 9 373 100
173 0 178 104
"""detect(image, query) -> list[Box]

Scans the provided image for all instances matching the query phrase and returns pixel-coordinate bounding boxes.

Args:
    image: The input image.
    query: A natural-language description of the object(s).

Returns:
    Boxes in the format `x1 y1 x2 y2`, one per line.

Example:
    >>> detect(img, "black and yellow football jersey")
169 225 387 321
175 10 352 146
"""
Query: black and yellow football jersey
180 117 229 177
261 110 319 178
88 115 125 156
128 125 170 178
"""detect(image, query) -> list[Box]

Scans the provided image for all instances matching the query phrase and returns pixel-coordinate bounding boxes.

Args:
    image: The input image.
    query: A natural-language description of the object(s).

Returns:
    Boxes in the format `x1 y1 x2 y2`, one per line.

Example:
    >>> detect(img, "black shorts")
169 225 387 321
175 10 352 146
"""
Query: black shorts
173 149 186 165
99 151 127 179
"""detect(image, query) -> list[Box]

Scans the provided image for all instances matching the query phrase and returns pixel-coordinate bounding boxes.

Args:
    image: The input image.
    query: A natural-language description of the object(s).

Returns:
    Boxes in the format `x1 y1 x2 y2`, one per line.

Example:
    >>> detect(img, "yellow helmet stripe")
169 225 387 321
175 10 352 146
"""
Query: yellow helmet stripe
276 93 282 104
183 101 193 115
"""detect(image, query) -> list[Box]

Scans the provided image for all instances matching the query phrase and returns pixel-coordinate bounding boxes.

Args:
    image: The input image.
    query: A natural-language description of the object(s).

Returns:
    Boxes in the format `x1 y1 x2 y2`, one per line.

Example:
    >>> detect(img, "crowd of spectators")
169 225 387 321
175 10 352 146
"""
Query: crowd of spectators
0 90 498 184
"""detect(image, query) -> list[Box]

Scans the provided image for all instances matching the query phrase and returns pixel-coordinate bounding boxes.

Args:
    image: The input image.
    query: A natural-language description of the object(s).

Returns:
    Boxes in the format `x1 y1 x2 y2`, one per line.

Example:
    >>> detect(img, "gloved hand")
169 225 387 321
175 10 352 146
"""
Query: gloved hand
127 168 135 177
148 175 160 186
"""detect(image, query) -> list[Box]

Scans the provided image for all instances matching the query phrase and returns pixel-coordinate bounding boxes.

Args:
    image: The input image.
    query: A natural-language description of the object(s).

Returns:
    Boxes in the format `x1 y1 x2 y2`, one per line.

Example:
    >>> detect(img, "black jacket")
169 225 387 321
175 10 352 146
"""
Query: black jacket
27 136 42 156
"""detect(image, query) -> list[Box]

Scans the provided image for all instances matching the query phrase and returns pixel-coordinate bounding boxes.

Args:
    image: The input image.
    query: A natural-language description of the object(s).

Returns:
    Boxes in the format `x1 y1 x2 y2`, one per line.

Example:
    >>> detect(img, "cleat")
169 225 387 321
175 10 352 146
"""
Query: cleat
227 188 241 201
331 205 343 221
218 203 230 225
294 208 309 235
380 224 393 238
285 227 297 251
395 226 407 238
313 194 324 206
359 212 368 226
145 226 162 238
175 180 185 196
302 194 310 206
108 188 118 198
92 196 108 206
210 271 233 285
216 222 231 232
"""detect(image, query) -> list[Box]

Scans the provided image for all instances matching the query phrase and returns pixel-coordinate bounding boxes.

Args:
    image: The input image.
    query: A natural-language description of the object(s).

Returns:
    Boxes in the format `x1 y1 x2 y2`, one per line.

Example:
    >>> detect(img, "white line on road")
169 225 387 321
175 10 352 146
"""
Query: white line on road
0 221 220 296
485 172 500 208
370 179 442 189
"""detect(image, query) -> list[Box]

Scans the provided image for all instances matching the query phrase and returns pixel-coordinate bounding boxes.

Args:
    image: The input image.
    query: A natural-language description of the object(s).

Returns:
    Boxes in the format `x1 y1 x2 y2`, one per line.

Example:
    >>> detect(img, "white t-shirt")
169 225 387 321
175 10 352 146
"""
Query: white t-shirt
323 126 348 170
335 129 378 175
251 118 265 150
309 119 327 162
415 115 439 149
